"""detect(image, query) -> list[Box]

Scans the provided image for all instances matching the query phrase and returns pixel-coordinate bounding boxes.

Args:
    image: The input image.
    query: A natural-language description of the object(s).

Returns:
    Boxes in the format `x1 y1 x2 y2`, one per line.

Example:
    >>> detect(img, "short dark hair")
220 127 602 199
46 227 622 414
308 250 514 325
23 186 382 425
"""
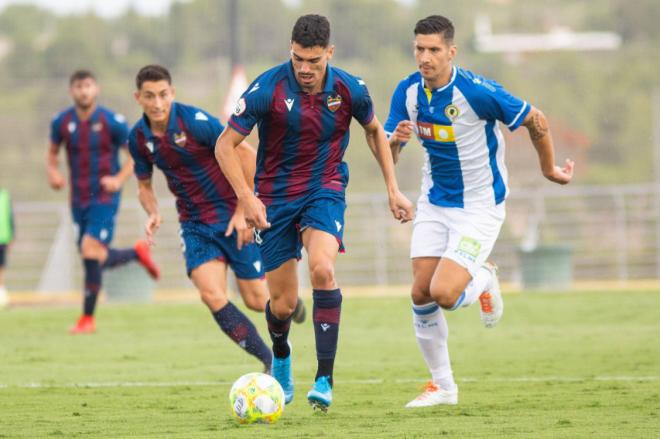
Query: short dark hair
135 64 172 90
291 14 330 48
414 15 455 42
69 69 95 85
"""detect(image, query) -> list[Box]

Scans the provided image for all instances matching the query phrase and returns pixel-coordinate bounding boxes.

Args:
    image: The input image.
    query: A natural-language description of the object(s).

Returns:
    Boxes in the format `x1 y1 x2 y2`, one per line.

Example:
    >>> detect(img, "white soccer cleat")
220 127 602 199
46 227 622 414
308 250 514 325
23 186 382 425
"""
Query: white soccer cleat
405 381 458 408
479 262 503 328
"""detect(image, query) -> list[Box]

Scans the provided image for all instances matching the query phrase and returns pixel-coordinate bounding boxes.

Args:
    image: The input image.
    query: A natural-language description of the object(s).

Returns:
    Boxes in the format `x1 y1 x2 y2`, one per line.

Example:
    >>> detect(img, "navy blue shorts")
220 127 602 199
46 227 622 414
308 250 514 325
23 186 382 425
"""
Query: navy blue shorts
180 221 265 279
257 190 346 272
71 203 118 247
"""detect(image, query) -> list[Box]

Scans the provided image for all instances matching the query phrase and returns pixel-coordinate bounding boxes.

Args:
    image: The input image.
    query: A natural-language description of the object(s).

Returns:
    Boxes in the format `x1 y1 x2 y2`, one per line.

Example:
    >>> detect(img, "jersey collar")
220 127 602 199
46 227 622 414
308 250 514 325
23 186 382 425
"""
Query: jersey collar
286 60 335 94
140 102 179 139
420 66 457 93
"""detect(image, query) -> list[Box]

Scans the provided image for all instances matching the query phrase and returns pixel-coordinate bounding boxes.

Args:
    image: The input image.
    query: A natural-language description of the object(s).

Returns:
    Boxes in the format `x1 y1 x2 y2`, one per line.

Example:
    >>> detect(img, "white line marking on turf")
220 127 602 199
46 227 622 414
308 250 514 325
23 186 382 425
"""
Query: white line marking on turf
2 376 659 390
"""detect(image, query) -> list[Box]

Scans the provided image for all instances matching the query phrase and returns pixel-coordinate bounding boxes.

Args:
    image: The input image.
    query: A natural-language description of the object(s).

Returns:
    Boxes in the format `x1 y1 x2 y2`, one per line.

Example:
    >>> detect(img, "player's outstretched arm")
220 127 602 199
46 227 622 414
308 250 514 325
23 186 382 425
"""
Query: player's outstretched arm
46 143 65 190
362 116 414 223
100 147 134 193
523 107 574 185
215 127 270 229
136 178 161 246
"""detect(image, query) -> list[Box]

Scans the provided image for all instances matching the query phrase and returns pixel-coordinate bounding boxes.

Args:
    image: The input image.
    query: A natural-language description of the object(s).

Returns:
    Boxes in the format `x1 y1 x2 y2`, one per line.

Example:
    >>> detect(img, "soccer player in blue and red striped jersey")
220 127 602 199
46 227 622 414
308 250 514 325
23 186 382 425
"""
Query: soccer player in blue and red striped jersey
216 15 414 411
47 70 160 334
129 65 283 373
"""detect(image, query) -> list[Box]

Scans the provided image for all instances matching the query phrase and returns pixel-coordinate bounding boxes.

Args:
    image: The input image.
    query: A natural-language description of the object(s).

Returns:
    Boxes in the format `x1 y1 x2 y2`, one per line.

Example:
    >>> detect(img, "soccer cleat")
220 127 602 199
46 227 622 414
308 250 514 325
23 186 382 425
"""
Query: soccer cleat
134 239 160 280
307 376 332 412
405 381 458 408
291 297 307 324
271 353 294 404
479 261 503 328
69 315 96 334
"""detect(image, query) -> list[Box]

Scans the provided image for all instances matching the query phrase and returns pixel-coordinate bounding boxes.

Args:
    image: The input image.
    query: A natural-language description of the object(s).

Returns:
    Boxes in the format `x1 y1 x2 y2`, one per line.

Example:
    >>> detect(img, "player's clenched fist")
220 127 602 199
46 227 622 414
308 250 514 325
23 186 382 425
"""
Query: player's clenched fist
390 120 414 146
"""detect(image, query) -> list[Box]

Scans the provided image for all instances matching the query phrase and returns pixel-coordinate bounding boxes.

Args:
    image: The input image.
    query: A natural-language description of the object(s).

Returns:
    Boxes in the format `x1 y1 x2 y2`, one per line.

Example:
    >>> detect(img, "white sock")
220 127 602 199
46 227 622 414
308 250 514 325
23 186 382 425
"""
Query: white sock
412 302 456 391
454 265 492 309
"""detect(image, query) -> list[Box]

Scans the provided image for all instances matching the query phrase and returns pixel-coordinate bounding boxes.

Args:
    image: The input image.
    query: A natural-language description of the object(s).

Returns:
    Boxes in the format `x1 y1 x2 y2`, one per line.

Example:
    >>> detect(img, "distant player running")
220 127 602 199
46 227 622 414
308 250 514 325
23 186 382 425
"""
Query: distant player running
48 70 160 334
385 15 574 407
128 65 303 374
217 15 414 411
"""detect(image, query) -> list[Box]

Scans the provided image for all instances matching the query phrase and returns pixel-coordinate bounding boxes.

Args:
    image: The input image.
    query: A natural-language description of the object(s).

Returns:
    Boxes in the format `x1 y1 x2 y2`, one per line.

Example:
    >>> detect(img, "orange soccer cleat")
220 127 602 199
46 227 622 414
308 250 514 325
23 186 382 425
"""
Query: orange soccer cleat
69 315 96 334
134 239 161 280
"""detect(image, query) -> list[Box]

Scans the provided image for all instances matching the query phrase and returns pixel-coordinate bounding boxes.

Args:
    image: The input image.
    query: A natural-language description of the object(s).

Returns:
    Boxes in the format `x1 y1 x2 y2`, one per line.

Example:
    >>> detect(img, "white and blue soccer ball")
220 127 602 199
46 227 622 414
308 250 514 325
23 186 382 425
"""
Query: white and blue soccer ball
229 372 285 424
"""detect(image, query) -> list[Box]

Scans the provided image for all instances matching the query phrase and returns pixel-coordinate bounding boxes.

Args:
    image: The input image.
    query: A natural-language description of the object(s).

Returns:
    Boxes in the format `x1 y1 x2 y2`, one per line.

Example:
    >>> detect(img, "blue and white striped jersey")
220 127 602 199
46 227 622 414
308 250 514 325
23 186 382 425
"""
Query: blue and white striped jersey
384 66 530 208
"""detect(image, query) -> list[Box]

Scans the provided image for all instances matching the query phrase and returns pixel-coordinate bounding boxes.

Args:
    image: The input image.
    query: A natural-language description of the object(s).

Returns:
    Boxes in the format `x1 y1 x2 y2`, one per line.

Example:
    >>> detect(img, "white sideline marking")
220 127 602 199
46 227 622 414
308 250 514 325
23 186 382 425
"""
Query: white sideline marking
1 376 658 390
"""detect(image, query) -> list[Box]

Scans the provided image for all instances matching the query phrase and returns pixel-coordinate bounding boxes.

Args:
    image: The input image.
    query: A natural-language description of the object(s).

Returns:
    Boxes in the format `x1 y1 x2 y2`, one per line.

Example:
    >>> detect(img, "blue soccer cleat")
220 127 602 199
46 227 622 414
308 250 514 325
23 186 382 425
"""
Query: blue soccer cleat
271 354 294 404
307 376 332 412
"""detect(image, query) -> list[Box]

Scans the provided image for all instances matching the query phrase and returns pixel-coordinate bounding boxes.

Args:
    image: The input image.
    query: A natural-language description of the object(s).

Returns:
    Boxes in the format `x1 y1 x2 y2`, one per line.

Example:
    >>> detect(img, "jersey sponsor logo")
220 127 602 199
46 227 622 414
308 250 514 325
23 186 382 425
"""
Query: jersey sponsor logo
455 236 481 262
194 111 209 121
284 98 294 112
67 122 77 133
327 94 342 112
416 121 456 143
444 104 460 121
248 82 260 94
146 141 154 153
173 132 187 147
92 122 103 132
234 98 246 116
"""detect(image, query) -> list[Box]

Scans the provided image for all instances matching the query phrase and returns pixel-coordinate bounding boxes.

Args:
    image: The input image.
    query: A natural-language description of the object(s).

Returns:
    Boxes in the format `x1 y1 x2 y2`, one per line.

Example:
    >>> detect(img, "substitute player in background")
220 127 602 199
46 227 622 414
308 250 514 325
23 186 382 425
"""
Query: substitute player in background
385 15 574 407
0 187 14 308
129 65 304 374
217 14 414 411
48 70 160 334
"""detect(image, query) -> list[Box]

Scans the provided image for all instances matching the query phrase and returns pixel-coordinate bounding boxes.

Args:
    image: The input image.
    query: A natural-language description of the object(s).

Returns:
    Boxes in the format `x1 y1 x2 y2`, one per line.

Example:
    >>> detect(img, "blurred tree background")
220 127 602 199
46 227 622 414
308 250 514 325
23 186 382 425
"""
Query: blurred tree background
1 0 659 202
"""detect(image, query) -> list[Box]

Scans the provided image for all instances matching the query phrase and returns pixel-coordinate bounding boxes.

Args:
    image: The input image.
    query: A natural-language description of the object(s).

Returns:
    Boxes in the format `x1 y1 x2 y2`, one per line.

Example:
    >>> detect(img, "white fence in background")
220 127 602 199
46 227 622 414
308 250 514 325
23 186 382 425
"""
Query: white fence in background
5 183 660 293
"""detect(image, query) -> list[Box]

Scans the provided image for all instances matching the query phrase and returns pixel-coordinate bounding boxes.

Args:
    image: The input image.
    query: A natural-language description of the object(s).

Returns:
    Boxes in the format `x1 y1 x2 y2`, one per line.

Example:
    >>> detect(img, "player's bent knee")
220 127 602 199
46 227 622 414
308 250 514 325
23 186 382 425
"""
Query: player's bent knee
310 262 336 289
430 286 460 310
410 287 432 306
199 288 227 311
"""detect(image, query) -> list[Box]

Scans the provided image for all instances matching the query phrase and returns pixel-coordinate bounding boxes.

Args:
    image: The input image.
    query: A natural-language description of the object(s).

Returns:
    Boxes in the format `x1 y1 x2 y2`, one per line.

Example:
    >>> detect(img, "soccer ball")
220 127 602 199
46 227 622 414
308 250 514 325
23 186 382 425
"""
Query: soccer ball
229 372 285 424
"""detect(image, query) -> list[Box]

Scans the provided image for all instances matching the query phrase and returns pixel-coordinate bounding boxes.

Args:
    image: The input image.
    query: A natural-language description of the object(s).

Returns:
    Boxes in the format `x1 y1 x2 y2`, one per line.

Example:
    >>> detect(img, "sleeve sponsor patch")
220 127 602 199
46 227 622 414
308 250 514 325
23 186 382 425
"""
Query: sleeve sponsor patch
233 98 247 116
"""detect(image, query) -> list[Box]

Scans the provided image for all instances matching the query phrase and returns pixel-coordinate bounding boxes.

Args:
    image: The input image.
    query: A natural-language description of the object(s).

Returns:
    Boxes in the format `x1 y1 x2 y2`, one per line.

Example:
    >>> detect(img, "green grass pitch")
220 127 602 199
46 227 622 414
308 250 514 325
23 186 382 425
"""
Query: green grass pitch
1 290 659 438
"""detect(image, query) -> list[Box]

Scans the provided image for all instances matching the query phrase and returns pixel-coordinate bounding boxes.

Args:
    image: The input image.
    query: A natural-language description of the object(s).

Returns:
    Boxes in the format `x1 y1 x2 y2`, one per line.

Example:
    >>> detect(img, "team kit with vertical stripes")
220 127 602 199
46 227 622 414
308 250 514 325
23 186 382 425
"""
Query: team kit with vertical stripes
384 66 531 276
229 61 374 272
129 102 264 279
50 106 129 246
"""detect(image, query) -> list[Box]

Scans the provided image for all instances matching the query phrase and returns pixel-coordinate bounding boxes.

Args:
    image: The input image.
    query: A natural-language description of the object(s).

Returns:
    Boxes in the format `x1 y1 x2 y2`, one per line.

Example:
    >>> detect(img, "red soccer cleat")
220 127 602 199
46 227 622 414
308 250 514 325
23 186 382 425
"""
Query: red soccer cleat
69 315 96 334
134 239 160 280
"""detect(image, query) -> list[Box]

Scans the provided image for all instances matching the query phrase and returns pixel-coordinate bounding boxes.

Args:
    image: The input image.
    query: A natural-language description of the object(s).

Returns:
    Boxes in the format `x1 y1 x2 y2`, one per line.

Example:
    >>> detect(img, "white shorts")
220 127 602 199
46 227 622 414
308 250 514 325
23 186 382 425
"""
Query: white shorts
410 198 506 277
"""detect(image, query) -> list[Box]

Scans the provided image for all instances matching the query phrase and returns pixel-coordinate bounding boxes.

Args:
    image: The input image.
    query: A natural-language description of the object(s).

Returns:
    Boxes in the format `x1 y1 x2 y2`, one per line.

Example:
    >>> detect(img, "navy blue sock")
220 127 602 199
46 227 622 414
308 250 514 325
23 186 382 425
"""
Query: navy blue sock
103 248 137 269
265 301 292 358
82 259 102 316
213 302 272 369
313 288 342 386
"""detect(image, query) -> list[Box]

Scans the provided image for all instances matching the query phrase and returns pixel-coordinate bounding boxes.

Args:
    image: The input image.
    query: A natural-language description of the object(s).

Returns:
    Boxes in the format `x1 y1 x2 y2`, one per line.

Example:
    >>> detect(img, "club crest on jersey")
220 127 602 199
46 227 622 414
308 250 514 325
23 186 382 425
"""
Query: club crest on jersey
444 104 460 121
67 122 76 133
173 132 187 147
92 122 103 132
327 94 342 112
